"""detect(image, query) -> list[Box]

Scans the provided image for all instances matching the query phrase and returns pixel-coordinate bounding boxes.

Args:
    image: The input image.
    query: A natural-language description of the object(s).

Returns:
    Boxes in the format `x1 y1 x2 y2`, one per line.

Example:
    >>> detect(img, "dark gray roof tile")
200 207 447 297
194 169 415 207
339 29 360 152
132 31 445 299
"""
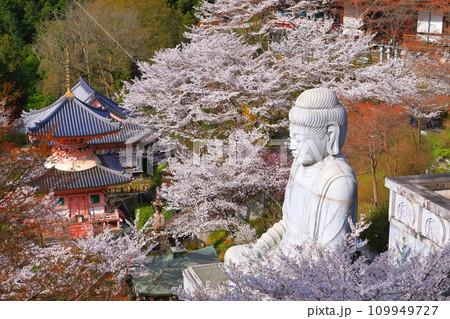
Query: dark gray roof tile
36 164 132 191
97 151 125 172
28 97 121 138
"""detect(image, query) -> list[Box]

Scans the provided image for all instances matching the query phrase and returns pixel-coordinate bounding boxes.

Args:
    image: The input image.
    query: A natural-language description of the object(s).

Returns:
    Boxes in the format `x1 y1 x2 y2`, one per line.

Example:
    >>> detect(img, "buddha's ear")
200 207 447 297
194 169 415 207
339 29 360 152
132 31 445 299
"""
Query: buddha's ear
326 123 340 156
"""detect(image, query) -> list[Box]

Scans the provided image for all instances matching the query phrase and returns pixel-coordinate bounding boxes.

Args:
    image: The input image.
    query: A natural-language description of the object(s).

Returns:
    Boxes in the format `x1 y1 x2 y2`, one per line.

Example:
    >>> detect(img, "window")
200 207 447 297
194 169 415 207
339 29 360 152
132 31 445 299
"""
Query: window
56 197 64 206
90 194 100 204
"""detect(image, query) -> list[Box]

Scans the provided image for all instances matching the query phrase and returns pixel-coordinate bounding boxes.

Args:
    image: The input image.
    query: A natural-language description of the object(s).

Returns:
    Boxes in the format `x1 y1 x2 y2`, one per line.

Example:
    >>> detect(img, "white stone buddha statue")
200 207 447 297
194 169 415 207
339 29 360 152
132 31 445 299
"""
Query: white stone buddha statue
225 88 357 264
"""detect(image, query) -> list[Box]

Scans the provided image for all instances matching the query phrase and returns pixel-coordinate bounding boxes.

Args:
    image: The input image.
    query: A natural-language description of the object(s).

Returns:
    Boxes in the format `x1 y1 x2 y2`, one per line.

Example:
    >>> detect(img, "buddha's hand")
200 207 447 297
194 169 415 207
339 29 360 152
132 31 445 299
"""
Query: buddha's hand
253 220 286 258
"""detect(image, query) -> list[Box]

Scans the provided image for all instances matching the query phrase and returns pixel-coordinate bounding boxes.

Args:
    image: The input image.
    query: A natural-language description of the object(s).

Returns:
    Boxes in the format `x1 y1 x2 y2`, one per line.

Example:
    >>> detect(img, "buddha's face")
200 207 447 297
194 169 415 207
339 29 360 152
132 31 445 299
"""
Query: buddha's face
289 124 328 166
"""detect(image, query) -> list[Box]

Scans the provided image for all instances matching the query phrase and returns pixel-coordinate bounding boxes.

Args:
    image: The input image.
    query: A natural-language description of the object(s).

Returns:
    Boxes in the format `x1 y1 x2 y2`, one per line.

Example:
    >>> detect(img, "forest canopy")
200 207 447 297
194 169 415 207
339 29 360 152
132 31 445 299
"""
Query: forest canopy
0 0 199 113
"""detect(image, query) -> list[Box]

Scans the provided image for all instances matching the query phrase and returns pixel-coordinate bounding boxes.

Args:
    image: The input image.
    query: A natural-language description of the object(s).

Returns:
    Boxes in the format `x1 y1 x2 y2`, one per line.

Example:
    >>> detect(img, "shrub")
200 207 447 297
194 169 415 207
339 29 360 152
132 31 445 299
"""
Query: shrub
1 131 27 146
247 218 269 238
134 205 177 229
135 206 154 229
246 202 281 238
428 126 450 159
206 230 233 261
361 205 390 253
207 230 228 247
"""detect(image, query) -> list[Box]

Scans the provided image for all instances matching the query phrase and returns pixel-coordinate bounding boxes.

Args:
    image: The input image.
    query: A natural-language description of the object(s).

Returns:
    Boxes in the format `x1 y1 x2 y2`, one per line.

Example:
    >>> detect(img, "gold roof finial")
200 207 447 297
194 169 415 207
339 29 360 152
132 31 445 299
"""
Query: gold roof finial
64 47 74 100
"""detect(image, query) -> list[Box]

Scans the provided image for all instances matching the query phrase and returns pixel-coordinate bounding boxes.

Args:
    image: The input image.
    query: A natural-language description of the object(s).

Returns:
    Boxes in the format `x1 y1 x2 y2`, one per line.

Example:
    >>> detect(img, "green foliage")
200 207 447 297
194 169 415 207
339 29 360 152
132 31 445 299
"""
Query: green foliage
162 207 177 219
140 0 187 52
361 205 390 254
247 202 282 238
182 240 203 251
216 239 233 261
1 131 28 146
206 229 233 260
0 0 65 114
163 0 203 26
247 218 268 238
0 0 65 42
149 163 168 188
0 0 190 116
427 126 450 160
355 173 390 207
24 88 56 112
134 204 176 229
0 34 22 77
206 230 228 247
31 265 41 272
34 0 187 103
135 205 154 229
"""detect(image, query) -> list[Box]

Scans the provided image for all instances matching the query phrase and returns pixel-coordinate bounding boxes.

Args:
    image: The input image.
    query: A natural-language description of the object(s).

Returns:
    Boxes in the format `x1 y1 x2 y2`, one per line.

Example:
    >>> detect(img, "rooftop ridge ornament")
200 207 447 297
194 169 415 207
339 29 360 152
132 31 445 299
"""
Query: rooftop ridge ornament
64 47 75 100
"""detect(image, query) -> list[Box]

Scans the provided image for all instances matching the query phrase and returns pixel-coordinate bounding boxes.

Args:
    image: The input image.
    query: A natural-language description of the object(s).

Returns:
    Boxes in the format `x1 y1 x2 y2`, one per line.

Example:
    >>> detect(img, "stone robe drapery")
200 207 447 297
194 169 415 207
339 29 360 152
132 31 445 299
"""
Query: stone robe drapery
280 154 357 255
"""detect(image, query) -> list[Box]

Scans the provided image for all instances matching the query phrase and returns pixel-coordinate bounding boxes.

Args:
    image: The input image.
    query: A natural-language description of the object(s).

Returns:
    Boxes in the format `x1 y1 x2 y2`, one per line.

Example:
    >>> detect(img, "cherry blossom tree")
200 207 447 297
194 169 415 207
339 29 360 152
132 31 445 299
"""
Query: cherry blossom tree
177 219 450 301
266 15 374 96
0 219 154 300
122 0 448 239
123 31 287 145
122 1 374 237
0 184 155 300
123 0 438 141
122 19 292 239
0 102 53 243
401 51 449 132
162 129 286 238
0 104 154 300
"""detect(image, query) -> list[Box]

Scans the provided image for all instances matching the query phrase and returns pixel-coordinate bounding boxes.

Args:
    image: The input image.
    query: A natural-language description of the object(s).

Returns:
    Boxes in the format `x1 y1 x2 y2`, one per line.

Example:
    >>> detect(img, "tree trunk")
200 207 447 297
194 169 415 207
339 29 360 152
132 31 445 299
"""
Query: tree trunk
370 157 378 206
82 45 91 85
383 134 392 177
417 118 422 144
108 53 115 98
393 140 399 176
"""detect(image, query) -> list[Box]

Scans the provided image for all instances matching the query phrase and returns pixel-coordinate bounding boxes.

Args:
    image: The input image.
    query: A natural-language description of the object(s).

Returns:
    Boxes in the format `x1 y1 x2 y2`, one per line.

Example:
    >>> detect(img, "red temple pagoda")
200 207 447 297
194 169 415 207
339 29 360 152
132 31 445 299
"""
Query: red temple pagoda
21 77 148 238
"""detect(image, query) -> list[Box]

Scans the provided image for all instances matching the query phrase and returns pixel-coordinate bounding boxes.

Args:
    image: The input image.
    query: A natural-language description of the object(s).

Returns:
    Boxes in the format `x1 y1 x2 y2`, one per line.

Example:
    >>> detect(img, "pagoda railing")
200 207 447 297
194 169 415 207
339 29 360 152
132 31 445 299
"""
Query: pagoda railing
108 183 150 194
69 211 120 224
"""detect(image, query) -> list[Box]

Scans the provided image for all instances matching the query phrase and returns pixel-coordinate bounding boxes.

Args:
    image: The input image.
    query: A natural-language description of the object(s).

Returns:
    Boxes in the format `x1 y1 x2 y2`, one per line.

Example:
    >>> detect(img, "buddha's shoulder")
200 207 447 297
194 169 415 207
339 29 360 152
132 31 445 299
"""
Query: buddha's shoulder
314 155 356 198
321 154 355 178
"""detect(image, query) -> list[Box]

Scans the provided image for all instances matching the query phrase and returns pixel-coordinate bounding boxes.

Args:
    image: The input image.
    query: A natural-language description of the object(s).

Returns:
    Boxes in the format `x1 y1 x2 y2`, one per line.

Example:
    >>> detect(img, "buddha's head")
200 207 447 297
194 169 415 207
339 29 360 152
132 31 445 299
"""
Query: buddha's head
288 88 347 166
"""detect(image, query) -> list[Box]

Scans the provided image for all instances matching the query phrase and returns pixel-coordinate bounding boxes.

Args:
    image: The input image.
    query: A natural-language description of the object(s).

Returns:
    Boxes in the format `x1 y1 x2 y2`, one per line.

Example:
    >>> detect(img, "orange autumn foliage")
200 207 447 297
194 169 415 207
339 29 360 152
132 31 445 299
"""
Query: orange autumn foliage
343 101 432 205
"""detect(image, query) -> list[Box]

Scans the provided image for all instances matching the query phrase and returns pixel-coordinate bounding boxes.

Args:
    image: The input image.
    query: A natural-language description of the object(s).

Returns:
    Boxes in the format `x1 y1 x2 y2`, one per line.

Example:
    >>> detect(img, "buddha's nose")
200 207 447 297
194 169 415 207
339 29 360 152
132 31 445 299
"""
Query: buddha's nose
289 138 297 150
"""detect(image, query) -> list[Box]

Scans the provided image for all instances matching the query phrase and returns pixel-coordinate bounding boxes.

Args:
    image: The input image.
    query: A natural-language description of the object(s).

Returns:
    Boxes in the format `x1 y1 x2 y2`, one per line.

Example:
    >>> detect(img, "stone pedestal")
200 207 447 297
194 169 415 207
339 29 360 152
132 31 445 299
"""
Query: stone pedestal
385 173 450 263
151 233 171 254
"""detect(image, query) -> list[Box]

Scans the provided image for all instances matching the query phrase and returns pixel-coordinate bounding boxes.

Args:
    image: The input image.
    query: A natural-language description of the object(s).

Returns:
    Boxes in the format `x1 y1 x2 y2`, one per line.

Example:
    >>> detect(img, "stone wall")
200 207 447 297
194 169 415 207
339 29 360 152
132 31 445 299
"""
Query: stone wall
385 173 450 264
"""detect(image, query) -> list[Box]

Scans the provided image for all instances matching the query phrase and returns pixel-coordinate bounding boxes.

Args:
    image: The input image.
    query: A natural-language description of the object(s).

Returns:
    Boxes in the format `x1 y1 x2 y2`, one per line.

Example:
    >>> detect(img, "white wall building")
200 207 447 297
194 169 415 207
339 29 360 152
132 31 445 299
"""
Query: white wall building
416 10 445 43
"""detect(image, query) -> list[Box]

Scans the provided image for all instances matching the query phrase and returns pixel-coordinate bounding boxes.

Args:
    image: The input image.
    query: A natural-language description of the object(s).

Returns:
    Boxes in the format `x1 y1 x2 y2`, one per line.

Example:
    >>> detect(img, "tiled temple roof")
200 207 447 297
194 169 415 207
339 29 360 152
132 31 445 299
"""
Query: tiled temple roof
97 151 125 172
21 77 128 135
88 122 144 145
72 77 128 120
36 152 132 191
24 97 121 138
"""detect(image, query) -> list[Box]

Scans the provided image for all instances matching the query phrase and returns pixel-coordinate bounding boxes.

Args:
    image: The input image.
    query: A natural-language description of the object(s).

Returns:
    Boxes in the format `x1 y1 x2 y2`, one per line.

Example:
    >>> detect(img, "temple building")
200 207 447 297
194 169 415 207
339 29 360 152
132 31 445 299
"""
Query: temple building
21 77 150 238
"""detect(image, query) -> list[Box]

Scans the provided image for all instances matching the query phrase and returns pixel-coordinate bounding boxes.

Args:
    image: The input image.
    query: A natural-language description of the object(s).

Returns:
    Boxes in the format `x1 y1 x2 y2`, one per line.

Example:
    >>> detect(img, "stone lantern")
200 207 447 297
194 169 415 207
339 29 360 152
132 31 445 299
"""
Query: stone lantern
152 189 165 232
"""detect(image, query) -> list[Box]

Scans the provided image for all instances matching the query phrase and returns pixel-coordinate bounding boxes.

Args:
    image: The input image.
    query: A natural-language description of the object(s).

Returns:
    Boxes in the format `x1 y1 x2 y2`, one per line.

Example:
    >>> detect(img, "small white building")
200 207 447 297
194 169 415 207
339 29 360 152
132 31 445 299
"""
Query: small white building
416 9 445 43
342 6 363 37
